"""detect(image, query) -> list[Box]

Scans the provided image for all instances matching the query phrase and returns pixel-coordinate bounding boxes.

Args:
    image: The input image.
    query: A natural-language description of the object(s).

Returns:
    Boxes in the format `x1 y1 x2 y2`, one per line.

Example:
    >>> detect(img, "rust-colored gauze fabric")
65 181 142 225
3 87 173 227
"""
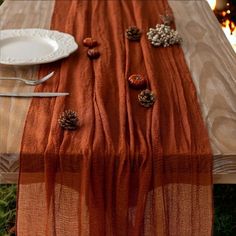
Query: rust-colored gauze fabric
17 1 213 235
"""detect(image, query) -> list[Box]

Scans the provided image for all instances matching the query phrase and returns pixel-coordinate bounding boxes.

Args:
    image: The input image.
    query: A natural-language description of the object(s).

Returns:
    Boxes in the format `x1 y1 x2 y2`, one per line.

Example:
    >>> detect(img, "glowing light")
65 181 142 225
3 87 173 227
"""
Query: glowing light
206 0 236 52
222 20 236 51
207 0 217 9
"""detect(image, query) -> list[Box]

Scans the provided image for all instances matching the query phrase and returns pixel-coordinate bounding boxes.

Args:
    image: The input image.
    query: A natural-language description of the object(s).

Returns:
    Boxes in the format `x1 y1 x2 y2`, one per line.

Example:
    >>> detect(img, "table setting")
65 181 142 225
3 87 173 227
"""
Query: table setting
0 0 236 235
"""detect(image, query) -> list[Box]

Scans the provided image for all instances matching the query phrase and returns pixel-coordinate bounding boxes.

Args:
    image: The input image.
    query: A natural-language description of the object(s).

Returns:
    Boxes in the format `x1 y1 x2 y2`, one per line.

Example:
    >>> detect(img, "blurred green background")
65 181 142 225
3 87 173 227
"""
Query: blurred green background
0 184 235 235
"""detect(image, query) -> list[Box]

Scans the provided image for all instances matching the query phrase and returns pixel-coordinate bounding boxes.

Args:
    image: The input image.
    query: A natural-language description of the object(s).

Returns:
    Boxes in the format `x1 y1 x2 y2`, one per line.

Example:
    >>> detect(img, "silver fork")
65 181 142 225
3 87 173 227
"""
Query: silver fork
0 71 55 86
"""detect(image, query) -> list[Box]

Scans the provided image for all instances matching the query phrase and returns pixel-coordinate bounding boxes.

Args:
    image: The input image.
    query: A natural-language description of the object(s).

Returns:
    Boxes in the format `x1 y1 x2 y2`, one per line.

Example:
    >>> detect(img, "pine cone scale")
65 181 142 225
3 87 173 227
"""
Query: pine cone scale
126 26 142 41
58 110 79 130
138 89 156 108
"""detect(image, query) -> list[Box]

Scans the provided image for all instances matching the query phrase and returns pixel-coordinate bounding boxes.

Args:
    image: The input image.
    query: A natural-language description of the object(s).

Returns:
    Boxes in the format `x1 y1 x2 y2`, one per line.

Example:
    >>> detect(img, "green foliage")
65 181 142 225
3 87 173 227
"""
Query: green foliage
214 185 236 236
0 185 16 236
1 184 236 235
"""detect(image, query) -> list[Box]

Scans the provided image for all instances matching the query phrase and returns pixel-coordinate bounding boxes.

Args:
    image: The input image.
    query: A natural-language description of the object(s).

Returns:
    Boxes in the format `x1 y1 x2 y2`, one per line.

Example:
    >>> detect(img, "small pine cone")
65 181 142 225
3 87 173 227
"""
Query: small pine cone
138 89 156 108
58 110 79 130
126 26 142 41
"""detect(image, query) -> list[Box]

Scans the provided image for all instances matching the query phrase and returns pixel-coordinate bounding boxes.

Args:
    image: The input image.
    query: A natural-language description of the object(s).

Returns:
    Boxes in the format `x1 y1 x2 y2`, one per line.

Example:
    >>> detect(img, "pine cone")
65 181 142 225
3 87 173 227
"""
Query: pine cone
58 110 79 130
138 89 156 108
126 26 142 41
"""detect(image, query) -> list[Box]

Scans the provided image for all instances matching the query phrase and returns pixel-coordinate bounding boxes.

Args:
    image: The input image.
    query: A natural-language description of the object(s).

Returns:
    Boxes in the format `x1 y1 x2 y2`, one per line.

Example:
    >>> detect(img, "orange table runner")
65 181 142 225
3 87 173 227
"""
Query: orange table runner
17 0 213 235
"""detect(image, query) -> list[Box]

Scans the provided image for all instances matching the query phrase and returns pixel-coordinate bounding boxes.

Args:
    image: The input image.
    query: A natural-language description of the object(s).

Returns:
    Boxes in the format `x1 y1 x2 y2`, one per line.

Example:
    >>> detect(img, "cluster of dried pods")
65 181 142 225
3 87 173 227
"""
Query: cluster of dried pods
59 14 182 130
125 13 182 108
83 37 100 59
127 74 156 108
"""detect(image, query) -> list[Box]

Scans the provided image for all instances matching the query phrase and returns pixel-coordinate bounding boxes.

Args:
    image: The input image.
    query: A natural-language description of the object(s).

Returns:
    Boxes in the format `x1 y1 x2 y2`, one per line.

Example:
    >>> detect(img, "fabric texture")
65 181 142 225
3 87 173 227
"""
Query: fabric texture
17 0 213 235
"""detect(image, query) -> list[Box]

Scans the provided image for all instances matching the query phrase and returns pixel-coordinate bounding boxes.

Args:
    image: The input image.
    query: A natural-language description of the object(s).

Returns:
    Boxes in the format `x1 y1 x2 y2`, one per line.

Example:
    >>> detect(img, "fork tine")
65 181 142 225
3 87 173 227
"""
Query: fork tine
27 71 55 85
42 71 55 80
0 71 55 86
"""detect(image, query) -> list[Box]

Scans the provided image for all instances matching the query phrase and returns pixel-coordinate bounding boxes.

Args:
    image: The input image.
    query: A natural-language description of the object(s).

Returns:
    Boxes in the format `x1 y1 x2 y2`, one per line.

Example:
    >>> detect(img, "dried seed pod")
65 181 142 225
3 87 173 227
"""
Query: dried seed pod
160 13 173 26
87 49 100 60
128 74 147 90
138 89 156 108
126 26 142 41
58 110 79 130
147 24 182 47
83 37 98 48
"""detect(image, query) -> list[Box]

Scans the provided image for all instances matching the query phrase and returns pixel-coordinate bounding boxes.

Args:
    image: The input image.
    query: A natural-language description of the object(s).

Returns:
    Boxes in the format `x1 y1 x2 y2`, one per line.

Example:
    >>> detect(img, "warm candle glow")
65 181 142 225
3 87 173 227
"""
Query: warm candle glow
207 0 217 9
222 20 236 51
206 0 236 52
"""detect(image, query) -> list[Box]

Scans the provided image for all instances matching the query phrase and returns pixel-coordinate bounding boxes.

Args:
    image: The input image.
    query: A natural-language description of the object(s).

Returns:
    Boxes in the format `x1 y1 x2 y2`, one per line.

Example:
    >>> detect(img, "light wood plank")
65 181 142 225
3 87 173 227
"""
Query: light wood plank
0 0 55 183
213 174 236 184
169 0 236 182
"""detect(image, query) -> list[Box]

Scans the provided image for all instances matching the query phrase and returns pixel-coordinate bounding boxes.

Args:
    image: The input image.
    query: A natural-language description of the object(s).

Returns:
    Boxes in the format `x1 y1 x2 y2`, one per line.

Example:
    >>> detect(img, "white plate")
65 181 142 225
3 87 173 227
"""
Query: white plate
0 28 78 65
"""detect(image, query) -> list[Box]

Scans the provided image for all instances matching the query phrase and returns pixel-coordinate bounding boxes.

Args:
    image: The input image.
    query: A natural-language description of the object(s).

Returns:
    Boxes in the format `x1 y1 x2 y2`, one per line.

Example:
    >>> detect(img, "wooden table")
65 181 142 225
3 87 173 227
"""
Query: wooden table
0 0 236 184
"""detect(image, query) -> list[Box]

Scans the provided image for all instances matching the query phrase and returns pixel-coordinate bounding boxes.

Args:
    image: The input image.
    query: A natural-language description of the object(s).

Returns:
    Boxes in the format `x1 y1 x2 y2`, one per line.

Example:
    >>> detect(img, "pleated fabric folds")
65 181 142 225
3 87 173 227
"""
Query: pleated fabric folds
17 1 213 235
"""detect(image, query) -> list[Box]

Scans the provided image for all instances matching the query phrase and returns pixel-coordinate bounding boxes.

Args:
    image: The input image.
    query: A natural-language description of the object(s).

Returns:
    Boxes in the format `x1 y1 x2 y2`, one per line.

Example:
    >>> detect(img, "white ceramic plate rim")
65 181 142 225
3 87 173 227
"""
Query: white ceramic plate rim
0 28 78 65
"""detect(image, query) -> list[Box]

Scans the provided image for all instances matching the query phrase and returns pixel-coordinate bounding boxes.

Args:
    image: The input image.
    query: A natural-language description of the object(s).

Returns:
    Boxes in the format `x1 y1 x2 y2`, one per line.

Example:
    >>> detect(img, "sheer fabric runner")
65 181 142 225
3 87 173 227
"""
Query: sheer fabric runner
17 1 213 235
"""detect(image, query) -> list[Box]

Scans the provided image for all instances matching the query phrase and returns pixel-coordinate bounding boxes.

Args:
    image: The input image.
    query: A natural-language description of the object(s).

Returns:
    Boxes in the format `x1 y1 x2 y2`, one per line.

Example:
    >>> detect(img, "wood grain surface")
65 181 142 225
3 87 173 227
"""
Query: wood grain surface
169 0 236 183
0 0 55 183
0 0 235 183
